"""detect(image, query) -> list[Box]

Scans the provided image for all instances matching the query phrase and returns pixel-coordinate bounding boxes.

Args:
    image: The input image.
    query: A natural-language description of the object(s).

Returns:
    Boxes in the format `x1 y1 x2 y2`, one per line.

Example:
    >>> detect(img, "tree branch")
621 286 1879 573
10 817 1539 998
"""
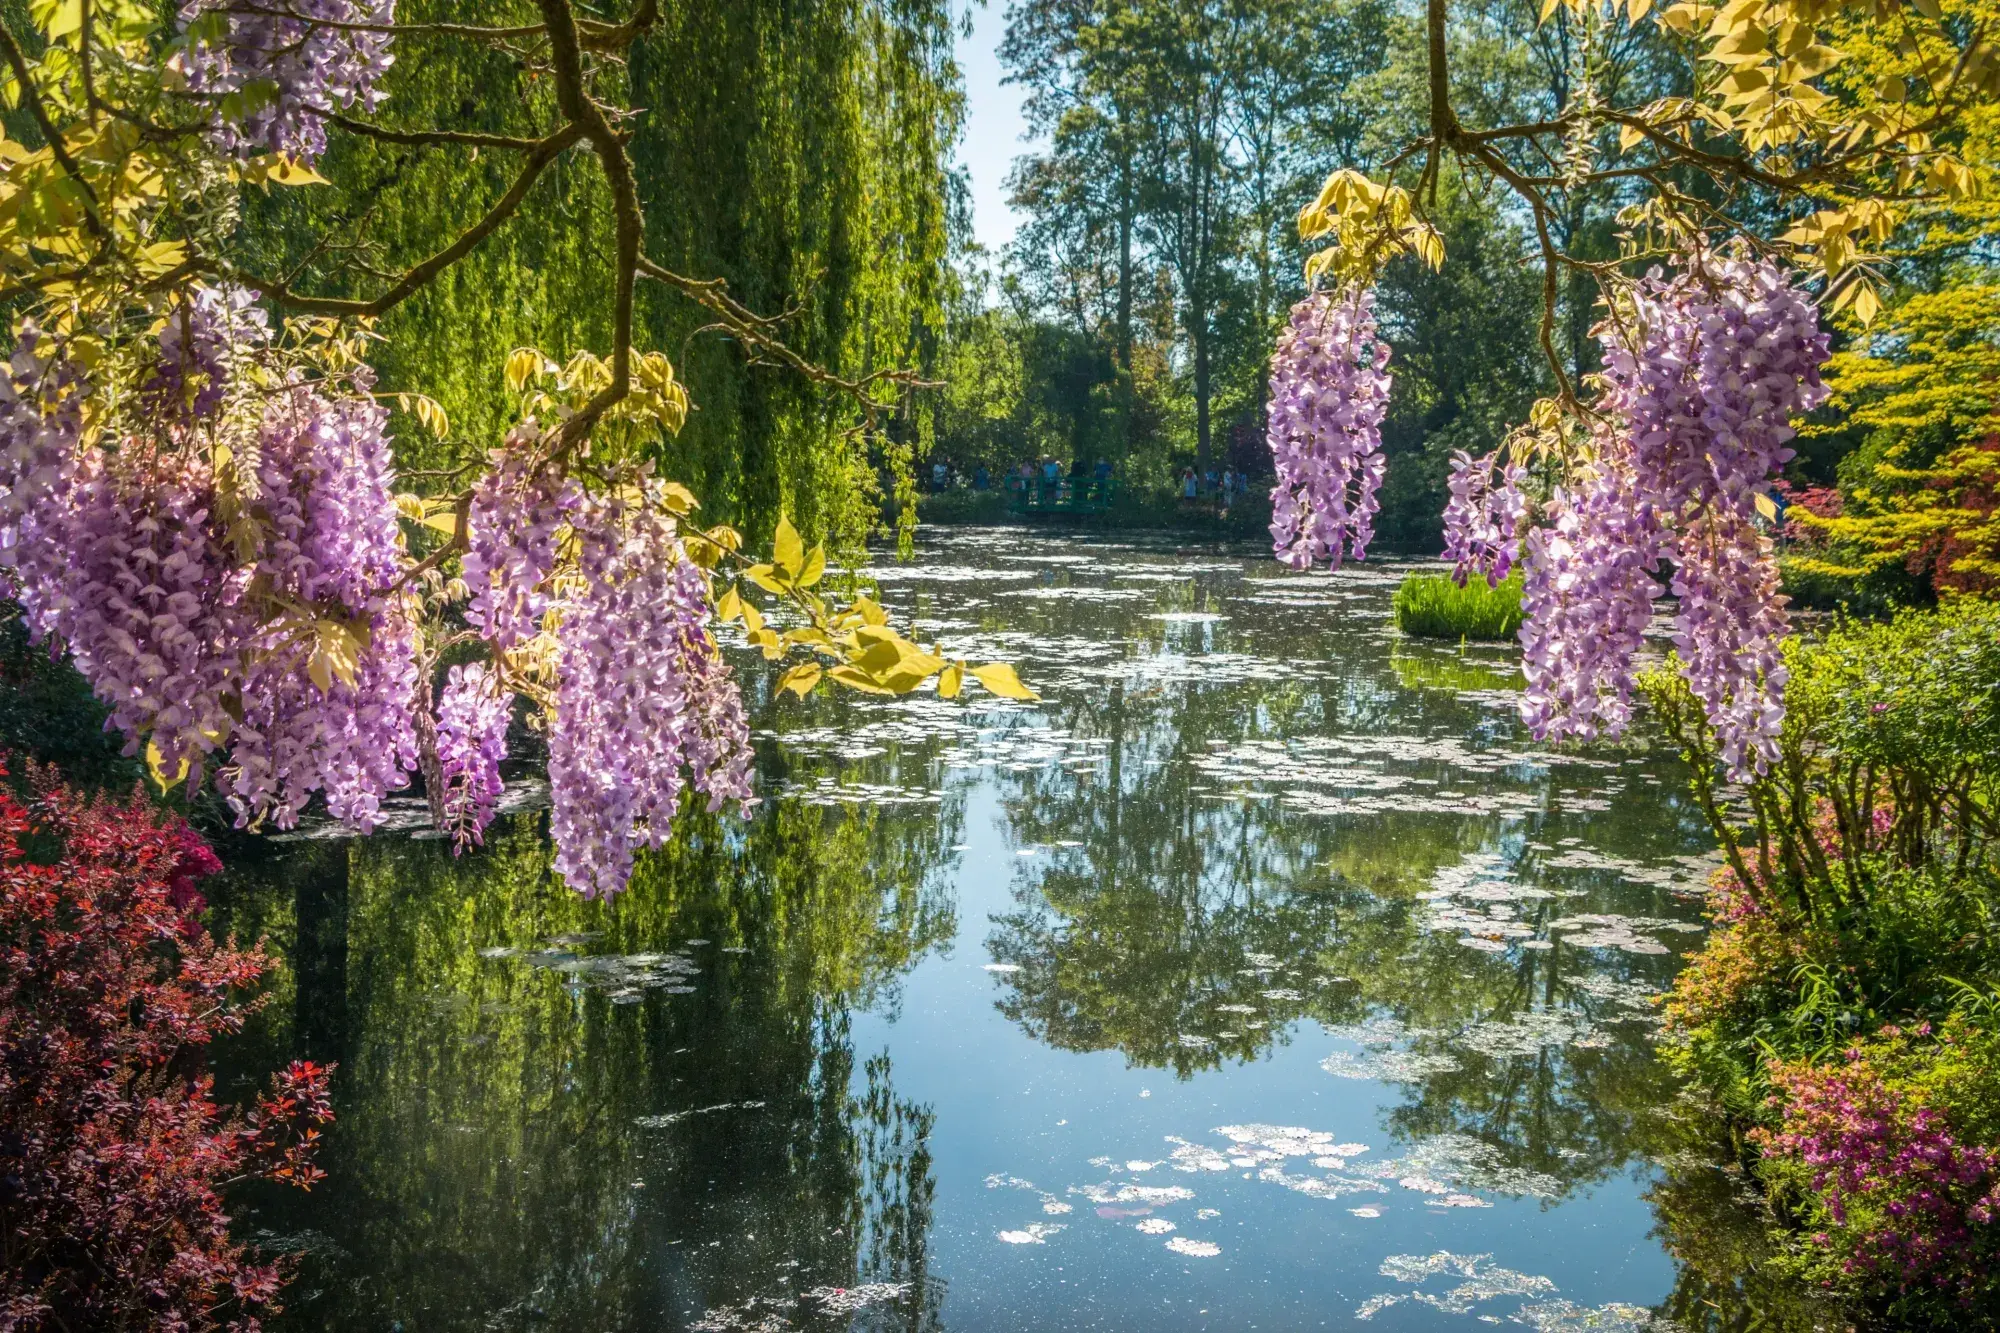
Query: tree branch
218 122 586 316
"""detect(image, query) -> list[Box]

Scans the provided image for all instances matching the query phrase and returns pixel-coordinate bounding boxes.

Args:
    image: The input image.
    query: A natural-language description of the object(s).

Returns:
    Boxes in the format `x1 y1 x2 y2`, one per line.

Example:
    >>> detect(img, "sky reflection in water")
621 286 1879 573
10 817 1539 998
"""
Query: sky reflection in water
213 527 1733 1332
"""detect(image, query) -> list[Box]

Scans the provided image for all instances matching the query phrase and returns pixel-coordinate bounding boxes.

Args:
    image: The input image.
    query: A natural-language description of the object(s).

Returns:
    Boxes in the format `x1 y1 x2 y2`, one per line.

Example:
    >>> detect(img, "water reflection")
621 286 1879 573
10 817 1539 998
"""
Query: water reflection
215 797 956 1331
208 528 1814 1330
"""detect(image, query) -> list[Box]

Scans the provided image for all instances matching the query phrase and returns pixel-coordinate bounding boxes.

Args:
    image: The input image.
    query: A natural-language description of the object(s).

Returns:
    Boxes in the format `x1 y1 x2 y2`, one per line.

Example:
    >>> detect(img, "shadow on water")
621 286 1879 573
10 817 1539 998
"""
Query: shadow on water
207 528 1850 1332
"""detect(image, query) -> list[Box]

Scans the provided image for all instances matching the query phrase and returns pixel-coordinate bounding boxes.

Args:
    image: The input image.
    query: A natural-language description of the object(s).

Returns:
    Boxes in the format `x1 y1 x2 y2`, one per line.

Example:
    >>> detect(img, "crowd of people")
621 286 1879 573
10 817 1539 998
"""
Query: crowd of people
923 456 1259 513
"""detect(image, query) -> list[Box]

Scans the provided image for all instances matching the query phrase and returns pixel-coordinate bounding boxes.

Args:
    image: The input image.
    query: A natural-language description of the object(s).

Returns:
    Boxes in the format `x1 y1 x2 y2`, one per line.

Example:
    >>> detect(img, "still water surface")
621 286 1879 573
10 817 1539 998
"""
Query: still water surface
213 527 1749 1332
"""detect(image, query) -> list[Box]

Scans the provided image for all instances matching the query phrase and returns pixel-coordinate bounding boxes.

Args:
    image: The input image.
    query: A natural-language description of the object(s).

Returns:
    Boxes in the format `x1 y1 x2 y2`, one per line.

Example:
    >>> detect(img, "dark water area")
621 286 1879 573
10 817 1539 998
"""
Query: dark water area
209 528 1813 1332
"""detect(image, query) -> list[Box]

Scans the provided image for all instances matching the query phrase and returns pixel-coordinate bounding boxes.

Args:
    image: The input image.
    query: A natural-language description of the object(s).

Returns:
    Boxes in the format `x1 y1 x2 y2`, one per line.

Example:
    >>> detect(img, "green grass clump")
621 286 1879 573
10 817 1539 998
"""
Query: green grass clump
1392 570 1524 641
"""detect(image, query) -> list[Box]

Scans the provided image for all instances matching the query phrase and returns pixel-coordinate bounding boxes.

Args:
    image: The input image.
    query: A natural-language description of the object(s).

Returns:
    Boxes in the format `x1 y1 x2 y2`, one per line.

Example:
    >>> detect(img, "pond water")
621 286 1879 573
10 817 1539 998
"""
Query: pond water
212 526 1766 1332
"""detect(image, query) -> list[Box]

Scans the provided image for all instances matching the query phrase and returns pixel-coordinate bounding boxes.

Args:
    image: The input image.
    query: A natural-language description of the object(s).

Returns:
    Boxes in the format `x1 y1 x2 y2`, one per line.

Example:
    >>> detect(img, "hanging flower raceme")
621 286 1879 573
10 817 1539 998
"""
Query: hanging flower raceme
547 484 754 898
1518 453 1666 745
1441 449 1528 586
461 435 580 654
143 284 271 423
0 333 421 830
214 385 419 831
176 0 397 163
1517 252 1828 775
1266 287 1392 571
434 662 509 853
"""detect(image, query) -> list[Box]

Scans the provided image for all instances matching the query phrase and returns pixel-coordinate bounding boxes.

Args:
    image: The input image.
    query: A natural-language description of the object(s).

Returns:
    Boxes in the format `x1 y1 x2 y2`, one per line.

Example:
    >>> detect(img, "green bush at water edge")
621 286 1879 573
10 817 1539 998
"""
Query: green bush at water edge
1648 605 2000 1324
1392 571 1524 640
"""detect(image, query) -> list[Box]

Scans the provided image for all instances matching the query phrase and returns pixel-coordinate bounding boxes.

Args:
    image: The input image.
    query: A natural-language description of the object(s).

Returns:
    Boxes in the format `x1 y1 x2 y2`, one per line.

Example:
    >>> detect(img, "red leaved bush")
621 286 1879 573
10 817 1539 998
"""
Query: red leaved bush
0 763 332 1331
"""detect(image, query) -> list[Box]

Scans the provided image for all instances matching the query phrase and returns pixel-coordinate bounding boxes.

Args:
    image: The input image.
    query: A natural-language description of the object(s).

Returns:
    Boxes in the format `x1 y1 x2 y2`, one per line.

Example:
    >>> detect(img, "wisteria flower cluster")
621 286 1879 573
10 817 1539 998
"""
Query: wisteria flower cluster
461 435 581 653
1266 287 1392 570
1519 253 1829 774
1754 1053 2000 1293
434 662 509 852
547 485 755 898
143 283 271 422
176 0 397 162
1441 448 1528 585
0 336 420 832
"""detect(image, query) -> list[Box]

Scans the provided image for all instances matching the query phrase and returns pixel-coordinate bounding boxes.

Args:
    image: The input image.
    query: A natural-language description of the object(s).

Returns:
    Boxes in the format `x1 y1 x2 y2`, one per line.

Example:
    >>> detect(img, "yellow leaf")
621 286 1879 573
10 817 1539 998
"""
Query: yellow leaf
797 544 825 588
716 584 743 623
854 638 911 674
939 661 964 699
659 481 699 514
828 665 895 695
773 515 804 579
421 510 461 537
741 600 766 636
777 662 823 697
504 347 546 393
1539 0 1560 22
852 596 889 626
1851 282 1882 327
1754 491 1779 521
145 739 189 793
264 155 329 186
971 662 1038 701
744 563 788 595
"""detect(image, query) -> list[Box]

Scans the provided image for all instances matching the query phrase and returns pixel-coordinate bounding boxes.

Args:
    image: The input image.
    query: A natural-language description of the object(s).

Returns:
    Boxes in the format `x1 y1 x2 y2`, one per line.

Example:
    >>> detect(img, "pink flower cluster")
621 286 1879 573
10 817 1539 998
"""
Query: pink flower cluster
1441 448 1528 585
177 0 396 162
1519 253 1829 774
547 485 754 898
1755 1056 2000 1292
434 662 508 853
1266 288 1391 570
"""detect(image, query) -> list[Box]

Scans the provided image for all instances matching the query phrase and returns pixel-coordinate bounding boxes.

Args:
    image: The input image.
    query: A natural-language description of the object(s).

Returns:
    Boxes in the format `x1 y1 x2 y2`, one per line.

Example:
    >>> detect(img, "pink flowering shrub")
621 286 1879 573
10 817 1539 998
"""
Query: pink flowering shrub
1753 1025 2000 1308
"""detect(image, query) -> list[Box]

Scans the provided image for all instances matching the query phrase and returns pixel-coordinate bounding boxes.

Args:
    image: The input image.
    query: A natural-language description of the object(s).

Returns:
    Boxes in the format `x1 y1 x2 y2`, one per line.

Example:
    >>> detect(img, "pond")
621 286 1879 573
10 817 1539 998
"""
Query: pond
211 526 1762 1332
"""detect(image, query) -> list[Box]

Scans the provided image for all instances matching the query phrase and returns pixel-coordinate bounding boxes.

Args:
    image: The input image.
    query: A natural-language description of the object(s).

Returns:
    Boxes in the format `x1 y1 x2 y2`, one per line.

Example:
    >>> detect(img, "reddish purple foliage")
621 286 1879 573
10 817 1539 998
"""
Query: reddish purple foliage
0 764 333 1331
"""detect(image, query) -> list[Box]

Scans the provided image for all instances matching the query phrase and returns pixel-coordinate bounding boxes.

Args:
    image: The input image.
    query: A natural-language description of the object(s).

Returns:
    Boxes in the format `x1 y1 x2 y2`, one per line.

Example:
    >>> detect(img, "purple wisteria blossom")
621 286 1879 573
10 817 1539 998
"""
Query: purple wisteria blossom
1518 251 1828 774
434 662 509 852
1441 448 1528 586
143 285 270 422
1 348 419 831
1266 288 1391 570
547 486 754 898
461 434 579 654
1518 453 1665 745
177 0 396 162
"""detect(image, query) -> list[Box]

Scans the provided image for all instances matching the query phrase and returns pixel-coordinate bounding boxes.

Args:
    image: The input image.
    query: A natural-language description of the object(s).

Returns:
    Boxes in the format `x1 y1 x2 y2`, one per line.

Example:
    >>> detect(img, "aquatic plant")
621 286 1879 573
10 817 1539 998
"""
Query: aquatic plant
1392 571 1523 641
0 763 333 1330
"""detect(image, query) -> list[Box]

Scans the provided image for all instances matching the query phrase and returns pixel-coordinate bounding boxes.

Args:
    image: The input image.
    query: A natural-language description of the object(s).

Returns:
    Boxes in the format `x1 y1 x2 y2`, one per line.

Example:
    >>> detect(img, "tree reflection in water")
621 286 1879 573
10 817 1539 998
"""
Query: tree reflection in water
210 793 958 1332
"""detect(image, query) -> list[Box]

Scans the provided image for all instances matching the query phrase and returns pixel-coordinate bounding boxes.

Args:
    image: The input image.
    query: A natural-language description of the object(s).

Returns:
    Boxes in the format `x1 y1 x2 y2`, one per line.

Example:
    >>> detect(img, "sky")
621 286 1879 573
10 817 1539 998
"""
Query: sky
955 1 1037 256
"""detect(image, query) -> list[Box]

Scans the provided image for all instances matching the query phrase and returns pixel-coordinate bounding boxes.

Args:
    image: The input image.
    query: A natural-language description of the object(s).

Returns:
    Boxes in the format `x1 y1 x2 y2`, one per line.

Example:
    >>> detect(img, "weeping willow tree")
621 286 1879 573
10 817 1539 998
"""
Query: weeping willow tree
238 0 961 556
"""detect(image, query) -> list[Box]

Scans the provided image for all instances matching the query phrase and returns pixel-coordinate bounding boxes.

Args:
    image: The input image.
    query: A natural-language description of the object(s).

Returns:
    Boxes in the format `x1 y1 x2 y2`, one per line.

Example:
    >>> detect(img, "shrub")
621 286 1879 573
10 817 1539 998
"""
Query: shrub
1391 570 1524 640
0 763 333 1331
1753 1023 2000 1314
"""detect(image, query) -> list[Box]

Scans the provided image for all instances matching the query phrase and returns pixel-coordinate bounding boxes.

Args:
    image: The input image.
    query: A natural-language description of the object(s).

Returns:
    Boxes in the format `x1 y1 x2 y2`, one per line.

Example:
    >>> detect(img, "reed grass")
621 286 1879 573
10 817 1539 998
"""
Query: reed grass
1392 570 1524 641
